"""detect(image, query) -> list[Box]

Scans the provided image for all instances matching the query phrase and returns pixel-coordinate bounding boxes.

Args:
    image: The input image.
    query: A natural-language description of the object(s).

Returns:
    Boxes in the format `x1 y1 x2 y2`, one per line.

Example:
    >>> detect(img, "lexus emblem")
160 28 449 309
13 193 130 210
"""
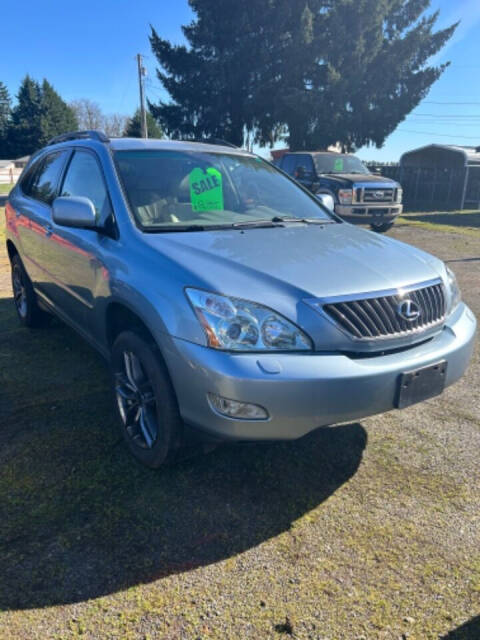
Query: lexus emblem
397 299 421 322
373 190 384 199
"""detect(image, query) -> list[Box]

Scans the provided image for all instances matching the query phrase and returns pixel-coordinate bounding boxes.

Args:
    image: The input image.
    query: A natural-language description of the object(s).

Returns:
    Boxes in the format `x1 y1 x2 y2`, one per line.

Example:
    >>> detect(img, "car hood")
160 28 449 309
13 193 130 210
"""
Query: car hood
318 173 398 187
145 222 444 303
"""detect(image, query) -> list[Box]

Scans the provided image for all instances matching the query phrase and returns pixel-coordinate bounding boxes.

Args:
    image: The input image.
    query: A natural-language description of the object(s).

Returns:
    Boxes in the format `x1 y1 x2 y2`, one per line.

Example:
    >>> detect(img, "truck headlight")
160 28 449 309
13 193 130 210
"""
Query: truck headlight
338 189 353 205
396 188 403 203
185 288 312 351
446 267 461 313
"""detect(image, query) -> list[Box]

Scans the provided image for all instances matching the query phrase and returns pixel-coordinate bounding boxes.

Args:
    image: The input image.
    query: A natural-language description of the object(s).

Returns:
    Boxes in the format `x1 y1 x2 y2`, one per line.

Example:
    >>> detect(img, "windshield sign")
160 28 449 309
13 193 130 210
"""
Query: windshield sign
115 150 333 230
315 154 369 175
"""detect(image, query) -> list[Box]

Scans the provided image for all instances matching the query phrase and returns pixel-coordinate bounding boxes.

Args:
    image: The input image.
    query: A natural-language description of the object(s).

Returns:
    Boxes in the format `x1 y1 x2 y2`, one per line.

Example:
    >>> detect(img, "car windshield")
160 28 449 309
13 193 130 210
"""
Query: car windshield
114 149 334 230
314 154 369 175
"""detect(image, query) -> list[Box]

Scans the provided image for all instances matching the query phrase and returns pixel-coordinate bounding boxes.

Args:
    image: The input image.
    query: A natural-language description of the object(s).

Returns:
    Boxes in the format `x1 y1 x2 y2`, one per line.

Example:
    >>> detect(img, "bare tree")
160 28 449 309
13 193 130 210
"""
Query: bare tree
103 113 128 137
70 99 104 130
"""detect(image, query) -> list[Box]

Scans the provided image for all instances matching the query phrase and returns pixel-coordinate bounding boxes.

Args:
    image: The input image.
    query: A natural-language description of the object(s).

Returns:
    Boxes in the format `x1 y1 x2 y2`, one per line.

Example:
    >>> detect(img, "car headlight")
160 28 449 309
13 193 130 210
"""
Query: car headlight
446 266 461 313
185 288 312 351
396 187 403 203
338 189 353 205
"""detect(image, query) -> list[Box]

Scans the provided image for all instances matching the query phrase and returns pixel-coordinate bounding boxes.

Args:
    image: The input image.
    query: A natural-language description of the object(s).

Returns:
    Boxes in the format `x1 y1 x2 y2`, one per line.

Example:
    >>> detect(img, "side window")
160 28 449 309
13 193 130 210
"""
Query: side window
61 151 111 220
20 159 42 196
281 155 297 176
28 151 69 204
293 154 315 178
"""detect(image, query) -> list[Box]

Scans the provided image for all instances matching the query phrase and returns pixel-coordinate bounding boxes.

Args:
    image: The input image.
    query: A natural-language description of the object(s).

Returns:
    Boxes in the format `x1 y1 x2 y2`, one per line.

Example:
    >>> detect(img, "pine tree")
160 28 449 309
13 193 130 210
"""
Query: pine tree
0 82 11 157
7 77 78 157
149 0 270 146
150 0 457 151
280 0 458 150
7 75 43 157
124 109 163 138
39 80 78 145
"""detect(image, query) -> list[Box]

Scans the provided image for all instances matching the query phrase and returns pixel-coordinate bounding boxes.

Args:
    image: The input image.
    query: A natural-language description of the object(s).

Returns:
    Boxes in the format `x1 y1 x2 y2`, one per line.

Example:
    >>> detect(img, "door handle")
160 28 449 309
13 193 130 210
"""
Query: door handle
45 224 53 238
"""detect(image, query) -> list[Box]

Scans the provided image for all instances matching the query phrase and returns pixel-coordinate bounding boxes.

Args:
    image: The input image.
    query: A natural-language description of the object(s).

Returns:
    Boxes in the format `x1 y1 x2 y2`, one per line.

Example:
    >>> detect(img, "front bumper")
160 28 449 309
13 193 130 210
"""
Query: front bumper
336 203 402 224
164 303 476 441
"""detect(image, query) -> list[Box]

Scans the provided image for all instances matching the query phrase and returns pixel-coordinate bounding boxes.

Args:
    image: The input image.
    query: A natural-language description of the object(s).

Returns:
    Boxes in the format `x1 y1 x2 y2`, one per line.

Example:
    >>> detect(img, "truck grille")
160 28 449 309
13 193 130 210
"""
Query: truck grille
323 282 446 340
357 188 395 203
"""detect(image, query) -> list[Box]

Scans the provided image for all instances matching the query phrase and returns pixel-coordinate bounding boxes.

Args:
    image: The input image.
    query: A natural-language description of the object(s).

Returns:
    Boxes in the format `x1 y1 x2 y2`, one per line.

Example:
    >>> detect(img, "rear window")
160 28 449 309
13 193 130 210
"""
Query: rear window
114 149 332 230
24 151 69 204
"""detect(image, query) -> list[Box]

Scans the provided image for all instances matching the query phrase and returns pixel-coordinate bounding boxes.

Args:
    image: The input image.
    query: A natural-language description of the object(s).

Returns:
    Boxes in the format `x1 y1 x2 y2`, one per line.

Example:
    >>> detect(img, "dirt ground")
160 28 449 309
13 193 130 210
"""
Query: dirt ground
0 215 479 639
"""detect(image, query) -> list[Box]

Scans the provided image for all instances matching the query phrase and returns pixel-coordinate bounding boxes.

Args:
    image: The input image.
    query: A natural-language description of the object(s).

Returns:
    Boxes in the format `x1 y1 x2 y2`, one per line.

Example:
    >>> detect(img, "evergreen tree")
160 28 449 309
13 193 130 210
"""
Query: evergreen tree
7 76 78 157
7 75 43 157
150 0 456 151
39 80 78 144
0 82 11 157
149 0 269 146
124 109 163 138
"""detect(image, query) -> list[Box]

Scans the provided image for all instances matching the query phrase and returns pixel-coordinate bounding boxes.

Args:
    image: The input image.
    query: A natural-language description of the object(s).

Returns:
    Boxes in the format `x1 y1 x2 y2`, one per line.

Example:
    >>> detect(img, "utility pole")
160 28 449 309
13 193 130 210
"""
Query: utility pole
136 54 148 139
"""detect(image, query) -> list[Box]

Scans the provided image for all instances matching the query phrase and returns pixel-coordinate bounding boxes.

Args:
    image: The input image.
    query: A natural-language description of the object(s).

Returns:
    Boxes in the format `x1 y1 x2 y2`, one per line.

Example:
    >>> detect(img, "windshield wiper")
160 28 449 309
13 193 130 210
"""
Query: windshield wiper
143 224 209 233
232 219 285 229
271 216 333 225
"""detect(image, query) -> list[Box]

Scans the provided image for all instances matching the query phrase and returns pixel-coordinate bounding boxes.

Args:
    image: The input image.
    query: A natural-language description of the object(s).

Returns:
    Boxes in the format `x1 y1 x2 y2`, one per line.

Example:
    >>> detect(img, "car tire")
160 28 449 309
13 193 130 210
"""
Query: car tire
11 253 47 327
111 330 183 468
370 221 394 233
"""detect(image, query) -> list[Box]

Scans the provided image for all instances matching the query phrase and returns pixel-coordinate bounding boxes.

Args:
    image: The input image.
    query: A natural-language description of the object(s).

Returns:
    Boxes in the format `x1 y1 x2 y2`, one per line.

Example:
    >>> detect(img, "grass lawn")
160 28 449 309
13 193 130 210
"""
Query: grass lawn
398 210 480 238
0 183 13 195
0 214 479 639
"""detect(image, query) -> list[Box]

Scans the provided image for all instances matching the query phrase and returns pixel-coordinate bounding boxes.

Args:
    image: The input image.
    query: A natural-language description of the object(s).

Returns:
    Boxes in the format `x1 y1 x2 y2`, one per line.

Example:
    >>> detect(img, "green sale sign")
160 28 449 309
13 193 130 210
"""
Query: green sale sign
189 167 224 212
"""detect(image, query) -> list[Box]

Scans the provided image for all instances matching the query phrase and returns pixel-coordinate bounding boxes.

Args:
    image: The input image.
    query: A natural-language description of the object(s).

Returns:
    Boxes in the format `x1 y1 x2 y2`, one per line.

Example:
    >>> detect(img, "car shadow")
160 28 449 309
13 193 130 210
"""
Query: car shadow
0 296 367 610
441 616 480 639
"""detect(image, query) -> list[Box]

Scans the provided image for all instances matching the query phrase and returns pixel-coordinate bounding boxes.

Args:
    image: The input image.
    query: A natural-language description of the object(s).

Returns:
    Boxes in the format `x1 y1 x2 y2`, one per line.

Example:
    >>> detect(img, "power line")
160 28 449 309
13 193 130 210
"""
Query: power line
410 112 480 117
398 129 480 140
408 121 480 127
423 101 480 105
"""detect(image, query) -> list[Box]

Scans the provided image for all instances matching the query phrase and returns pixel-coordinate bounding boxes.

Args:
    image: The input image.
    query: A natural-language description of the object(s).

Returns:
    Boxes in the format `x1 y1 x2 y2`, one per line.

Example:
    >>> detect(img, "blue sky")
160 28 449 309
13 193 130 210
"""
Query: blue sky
1 0 479 161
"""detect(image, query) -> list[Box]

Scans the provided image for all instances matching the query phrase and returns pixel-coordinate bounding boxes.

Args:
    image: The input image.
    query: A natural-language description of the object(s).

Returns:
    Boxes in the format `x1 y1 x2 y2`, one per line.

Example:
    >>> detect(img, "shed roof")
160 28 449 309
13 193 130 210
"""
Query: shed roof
401 144 480 166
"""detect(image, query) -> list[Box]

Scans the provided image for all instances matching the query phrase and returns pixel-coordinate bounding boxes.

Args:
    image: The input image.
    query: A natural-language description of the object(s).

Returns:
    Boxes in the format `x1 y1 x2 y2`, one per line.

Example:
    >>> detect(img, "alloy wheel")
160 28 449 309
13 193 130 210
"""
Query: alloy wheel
12 263 28 319
115 351 158 449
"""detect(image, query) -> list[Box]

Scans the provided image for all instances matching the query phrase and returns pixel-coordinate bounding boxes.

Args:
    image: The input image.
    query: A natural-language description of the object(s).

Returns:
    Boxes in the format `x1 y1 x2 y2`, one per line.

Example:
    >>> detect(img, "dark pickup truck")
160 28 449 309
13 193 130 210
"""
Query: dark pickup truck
277 151 403 232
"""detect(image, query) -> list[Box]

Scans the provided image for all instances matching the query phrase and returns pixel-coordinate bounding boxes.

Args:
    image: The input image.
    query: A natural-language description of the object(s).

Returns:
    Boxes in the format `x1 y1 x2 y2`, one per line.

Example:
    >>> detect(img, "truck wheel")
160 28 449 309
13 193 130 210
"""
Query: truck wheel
111 330 183 468
371 221 394 233
11 254 46 327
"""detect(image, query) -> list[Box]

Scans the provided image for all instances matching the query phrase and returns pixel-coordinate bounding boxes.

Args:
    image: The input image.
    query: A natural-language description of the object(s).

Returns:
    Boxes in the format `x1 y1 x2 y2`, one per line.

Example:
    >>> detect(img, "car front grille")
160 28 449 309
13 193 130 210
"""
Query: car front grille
357 187 395 203
323 282 446 340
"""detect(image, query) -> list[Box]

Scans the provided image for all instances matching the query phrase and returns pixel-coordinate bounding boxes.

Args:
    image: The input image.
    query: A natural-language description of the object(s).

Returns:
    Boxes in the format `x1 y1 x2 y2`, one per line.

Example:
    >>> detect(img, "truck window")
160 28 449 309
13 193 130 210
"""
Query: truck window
281 155 298 176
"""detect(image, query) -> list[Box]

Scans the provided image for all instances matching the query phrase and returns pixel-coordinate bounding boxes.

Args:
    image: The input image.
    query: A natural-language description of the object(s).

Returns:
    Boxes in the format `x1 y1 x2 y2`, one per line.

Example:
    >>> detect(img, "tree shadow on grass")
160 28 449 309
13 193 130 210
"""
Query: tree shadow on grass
441 616 480 639
0 296 367 610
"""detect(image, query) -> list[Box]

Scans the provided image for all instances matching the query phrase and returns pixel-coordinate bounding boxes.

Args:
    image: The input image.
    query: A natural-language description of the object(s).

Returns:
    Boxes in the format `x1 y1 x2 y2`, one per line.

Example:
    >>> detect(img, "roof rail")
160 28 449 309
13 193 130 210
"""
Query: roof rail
187 137 238 149
47 130 109 146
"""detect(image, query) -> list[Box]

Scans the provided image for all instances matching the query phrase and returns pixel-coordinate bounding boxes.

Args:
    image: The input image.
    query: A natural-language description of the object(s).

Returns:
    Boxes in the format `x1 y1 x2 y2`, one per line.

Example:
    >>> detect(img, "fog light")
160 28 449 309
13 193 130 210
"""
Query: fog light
207 393 269 420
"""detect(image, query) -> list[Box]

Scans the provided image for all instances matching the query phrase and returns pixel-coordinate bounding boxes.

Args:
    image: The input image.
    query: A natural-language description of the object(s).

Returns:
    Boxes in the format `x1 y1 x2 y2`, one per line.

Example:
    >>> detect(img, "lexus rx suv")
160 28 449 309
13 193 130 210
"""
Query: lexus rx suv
4 131 476 468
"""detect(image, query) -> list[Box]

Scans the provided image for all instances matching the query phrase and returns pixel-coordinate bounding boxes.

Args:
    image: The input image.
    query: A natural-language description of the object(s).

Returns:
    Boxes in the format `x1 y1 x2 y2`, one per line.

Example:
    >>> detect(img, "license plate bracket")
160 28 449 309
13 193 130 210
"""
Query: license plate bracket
396 360 447 409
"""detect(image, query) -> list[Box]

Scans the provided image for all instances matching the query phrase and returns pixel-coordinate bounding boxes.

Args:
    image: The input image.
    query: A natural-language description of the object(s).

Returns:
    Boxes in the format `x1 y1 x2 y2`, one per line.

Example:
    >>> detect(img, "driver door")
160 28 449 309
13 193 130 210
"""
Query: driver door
45 149 112 331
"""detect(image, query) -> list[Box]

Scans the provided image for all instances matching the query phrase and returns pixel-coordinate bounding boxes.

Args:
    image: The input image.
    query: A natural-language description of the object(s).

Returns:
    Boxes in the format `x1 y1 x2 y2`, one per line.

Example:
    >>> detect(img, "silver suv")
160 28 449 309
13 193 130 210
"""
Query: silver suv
4 131 476 467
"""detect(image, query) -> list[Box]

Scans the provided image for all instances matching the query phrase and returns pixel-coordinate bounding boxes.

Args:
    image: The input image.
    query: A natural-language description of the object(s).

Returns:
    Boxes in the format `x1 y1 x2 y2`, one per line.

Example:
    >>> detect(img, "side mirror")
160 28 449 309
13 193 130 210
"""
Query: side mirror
317 193 335 212
52 196 97 229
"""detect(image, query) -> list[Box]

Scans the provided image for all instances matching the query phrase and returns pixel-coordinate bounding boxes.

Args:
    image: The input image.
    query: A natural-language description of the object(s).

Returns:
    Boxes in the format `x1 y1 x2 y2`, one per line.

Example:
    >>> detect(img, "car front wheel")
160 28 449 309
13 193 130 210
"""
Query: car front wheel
111 330 183 468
